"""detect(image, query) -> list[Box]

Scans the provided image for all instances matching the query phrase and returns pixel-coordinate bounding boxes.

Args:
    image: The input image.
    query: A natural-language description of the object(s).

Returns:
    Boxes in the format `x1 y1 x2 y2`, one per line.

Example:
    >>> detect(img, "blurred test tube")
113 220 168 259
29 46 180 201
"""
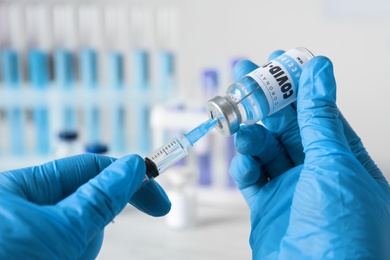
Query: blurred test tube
156 6 178 100
53 4 78 140
0 4 26 156
25 4 52 155
104 5 127 154
130 6 153 154
79 4 104 148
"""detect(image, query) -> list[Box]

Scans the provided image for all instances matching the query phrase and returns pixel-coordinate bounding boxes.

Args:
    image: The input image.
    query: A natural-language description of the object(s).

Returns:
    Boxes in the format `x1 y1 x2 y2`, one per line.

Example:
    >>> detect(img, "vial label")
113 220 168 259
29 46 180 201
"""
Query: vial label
247 48 311 115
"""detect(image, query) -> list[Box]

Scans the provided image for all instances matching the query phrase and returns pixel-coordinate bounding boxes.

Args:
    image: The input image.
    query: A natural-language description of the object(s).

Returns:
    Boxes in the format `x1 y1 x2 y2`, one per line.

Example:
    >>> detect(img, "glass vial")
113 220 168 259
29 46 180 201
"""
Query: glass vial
206 47 314 136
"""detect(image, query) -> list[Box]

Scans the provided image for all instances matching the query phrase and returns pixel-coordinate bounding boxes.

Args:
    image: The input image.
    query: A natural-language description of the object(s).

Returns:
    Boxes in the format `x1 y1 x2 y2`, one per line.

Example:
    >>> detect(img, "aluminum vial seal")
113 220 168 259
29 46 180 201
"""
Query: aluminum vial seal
206 95 241 136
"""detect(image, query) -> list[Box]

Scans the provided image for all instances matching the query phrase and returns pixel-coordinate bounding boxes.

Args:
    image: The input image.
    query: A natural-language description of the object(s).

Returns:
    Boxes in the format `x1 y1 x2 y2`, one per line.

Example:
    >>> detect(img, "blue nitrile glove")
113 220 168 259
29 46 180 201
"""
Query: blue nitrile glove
0 154 171 259
229 53 390 259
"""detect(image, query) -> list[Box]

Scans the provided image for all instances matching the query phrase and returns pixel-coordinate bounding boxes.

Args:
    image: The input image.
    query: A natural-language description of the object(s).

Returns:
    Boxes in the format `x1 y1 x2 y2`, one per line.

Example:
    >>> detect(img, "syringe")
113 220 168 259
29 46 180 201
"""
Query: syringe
141 118 218 186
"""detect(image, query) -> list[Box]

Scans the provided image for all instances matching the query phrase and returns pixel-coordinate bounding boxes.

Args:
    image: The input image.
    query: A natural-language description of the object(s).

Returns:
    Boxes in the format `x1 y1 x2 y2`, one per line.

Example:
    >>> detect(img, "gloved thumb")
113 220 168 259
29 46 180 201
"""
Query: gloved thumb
297 56 352 164
54 154 145 243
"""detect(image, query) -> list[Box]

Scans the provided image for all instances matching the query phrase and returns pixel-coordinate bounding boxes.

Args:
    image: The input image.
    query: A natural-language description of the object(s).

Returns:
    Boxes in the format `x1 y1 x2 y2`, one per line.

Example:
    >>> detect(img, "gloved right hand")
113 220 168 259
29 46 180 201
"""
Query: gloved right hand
229 53 390 259
0 153 171 259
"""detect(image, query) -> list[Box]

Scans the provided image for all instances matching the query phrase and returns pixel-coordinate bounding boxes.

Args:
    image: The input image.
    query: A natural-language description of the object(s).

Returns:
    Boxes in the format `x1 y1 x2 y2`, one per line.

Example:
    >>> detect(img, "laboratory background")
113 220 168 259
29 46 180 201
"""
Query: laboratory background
0 0 389 259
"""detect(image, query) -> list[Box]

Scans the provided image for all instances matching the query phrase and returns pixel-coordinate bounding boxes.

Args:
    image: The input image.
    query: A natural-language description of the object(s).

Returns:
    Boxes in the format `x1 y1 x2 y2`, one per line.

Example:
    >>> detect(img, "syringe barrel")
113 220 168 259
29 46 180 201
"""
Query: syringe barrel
140 119 215 188
144 137 189 179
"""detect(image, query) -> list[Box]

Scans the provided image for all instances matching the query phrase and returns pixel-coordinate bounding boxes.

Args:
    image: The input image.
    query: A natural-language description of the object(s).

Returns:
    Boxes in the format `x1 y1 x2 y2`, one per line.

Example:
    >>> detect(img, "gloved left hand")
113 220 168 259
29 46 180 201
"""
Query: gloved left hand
0 154 171 259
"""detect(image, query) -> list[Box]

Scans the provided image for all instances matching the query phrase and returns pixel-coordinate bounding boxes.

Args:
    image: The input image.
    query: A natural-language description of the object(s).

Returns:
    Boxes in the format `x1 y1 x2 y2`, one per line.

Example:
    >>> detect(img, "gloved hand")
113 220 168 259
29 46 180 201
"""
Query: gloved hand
0 154 171 259
230 52 390 259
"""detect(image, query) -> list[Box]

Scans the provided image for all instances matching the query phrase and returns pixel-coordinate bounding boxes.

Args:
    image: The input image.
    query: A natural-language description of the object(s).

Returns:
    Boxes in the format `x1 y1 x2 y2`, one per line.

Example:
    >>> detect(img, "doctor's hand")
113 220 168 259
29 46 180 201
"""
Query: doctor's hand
0 154 171 259
230 53 390 259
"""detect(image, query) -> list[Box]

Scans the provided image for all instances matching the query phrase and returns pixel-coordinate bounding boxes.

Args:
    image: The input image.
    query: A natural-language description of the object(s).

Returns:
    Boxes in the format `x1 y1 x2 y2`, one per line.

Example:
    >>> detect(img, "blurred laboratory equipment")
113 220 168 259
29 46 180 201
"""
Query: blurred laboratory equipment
85 143 109 155
0 4 26 156
130 6 153 154
104 5 128 154
53 4 78 139
55 131 80 158
155 6 178 100
0 1 247 206
79 4 105 151
25 4 51 155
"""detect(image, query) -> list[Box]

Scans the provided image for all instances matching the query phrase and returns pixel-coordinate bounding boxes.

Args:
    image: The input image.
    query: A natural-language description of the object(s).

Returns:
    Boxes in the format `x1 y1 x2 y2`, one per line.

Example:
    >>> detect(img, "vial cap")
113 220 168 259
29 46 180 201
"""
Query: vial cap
206 96 241 136
85 143 109 154
58 131 78 141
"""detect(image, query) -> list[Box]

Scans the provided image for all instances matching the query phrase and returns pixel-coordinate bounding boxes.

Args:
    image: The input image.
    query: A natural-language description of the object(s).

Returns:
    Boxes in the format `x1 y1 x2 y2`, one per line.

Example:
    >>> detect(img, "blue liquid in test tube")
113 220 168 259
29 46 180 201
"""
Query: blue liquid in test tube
108 52 126 153
157 51 174 99
80 48 98 88
108 52 124 88
55 49 77 132
1 49 26 155
157 51 176 145
133 49 151 154
55 49 74 89
1 49 19 85
80 48 102 145
29 49 50 155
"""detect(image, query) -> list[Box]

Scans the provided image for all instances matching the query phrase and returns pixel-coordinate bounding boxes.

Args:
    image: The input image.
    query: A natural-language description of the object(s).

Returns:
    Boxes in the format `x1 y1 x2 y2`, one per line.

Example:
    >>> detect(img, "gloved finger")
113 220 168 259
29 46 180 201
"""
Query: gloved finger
129 178 171 217
230 154 267 207
340 113 390 193
297 56 353 164
261 49 304 165
233 59 259 81
267 49 285 61
278 56 390 259
0 154 116 205
54 155 149 243
235 124 294 180
261 107 304 165
78 231 104 260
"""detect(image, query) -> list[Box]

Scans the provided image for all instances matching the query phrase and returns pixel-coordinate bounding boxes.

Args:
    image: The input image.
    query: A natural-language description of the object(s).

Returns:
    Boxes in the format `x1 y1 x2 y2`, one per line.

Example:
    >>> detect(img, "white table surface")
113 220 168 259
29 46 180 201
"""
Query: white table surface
97 189 252 260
